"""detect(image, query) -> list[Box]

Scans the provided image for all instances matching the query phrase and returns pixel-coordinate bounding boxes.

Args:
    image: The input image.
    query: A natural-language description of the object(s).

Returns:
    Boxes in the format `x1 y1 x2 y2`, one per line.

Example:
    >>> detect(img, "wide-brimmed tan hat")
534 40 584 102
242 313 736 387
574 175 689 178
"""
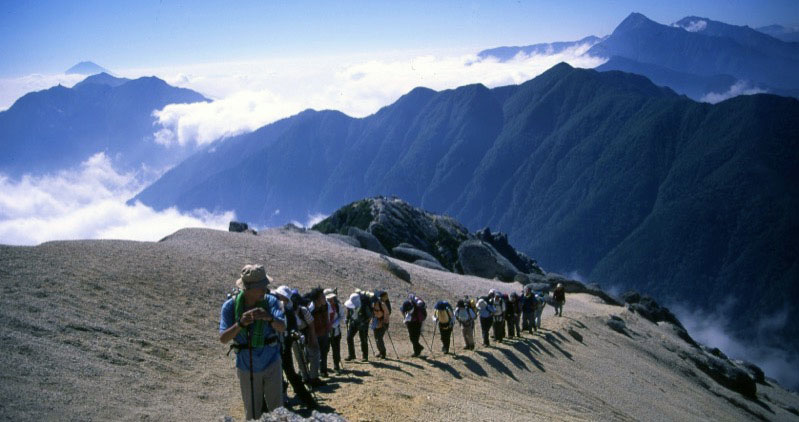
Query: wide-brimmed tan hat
235 264 273 290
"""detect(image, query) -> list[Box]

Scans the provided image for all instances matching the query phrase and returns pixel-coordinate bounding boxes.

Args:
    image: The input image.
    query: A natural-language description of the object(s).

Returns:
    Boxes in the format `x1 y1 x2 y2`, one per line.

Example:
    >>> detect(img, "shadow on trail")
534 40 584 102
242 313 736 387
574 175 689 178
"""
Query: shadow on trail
369 360 413 376
421 356 462 379
527 338 554 357
553 331 570 343
509 341 545 372
544 333 573 361
393 358 424 370
293 403 337 418
453 354 488 377
475 350 518 381
496 346 529 372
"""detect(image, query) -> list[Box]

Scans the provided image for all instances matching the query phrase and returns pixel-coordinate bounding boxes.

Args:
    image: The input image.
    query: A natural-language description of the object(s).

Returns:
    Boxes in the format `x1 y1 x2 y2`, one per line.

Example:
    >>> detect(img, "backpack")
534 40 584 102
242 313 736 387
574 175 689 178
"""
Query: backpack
434 300 453 325
358 292 374 321
415 298 427 322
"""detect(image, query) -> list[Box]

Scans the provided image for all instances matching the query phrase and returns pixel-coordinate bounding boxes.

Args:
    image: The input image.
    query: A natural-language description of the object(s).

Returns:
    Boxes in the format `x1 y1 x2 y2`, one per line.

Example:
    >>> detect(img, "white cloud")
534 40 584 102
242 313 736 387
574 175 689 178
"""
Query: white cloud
0 73 86 111
672 298 799 390
0 152 233 245
676 19 708 32
700 80 767 103
132 45 605 147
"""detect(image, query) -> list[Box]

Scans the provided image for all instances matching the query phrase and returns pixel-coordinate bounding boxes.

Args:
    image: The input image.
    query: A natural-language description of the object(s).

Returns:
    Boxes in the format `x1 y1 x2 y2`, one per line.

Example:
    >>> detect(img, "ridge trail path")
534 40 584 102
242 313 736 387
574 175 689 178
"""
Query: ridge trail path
1 228 797 421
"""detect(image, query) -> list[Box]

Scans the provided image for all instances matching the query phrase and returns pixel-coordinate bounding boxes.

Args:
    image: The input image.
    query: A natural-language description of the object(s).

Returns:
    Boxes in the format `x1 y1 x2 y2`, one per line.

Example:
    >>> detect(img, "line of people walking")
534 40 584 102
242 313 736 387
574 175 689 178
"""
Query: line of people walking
219 263 566 420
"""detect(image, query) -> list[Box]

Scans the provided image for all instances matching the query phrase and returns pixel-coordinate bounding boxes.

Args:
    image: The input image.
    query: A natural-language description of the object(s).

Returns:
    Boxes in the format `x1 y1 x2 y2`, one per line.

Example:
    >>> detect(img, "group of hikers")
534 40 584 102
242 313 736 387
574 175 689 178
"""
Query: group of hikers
219 264 567 420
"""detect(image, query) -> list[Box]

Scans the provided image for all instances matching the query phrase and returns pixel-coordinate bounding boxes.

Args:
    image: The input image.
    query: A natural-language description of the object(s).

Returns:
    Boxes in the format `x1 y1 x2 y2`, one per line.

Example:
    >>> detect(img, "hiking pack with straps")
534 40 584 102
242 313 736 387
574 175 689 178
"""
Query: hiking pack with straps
434 300 453 326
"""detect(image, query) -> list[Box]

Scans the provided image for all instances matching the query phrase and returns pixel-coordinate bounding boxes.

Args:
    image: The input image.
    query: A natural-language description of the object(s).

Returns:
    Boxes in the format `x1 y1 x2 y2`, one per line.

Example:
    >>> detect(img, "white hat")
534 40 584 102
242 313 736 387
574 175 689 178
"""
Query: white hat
324 288 337 300
344 293 361 309
274 285 292 300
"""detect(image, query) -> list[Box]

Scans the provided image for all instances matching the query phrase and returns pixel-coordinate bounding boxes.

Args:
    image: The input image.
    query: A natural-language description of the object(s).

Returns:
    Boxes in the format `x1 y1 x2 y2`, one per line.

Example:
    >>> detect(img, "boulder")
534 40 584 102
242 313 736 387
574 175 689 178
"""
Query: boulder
225 406 347 422
525 282 551 293
621 290 641 304
627 295 683 328
327 233 361 248
347 227 389 255
457 240 520 282
734 360 766 384
413 259 448 272
392 245 441 266
380 255 411 283
475 227 544 275
606 315 628 335
681 350 757 399
229 221 256 234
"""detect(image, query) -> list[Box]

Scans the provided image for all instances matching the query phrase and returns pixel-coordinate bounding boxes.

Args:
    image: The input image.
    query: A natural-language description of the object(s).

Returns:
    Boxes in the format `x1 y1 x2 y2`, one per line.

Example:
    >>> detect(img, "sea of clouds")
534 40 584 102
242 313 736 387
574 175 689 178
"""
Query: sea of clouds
0 152 233 245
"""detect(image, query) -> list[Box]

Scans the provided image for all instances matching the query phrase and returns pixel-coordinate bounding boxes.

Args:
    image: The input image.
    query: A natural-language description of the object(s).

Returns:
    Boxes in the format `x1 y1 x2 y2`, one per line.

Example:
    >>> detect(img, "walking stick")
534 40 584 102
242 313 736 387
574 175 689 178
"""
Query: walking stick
421 330 432 351
247 329 256 419
386 329 400 359
367 331 377 356
430 323 438 357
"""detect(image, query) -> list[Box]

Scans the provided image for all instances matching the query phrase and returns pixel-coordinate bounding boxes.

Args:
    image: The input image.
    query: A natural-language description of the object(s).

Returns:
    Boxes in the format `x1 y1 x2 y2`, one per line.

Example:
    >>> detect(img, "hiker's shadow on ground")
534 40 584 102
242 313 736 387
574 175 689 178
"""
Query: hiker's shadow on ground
453 354 488 377
495 345 530 372
527 338 554 357
475 350 518 381
420 356 462 379
543 333 573 361
394 358 424 370
369 360 412 376
293 403 337 418
509 341 545 372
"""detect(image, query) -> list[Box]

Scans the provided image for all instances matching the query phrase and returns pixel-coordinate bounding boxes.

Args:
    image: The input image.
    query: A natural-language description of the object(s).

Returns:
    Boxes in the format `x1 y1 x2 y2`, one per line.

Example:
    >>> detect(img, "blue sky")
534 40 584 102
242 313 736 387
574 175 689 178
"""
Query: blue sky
1 0 797 77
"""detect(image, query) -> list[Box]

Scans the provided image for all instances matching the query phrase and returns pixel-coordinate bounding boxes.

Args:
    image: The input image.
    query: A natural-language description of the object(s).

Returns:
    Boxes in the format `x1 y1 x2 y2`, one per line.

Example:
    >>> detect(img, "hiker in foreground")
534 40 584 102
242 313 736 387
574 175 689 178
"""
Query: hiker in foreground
553 283 566 317
219 264 286 420
454 299 477 350
433 300 455 354
491 293 506 342
345 291 372 361
401 293 427 357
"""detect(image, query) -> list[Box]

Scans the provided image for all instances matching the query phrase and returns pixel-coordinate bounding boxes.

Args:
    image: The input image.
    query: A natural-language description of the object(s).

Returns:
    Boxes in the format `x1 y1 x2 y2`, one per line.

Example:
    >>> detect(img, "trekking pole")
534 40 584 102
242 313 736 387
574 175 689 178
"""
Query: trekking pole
248 329 256 419
430 323 438 357
421 330 431 351
387 329 400 359
367 332 377 356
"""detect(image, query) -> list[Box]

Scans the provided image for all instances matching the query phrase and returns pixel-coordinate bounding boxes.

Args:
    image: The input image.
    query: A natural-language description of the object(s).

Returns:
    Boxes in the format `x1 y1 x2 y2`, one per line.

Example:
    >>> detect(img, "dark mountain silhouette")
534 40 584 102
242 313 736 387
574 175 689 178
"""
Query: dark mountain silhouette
134 63 799 361
477 36 602 61
588 13 799 97
757 24 799 43
0 73 208 176
65 61 109 75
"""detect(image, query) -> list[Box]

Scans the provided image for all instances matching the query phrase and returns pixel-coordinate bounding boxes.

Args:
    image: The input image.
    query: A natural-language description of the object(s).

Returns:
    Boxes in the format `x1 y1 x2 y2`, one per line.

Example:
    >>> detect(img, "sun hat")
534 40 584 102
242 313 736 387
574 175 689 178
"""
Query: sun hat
344 293 361 309
324 288 337 300
235 264 273 290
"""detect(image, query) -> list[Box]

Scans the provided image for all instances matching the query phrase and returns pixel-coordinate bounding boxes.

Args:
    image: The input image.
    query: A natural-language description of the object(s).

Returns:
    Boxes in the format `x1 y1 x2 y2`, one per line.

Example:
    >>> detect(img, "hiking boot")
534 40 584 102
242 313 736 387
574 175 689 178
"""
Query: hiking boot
320 370 329 378
379 353 387 359
344 356 355 362
362 356 369 362
333 365 342 373
308 378 327 388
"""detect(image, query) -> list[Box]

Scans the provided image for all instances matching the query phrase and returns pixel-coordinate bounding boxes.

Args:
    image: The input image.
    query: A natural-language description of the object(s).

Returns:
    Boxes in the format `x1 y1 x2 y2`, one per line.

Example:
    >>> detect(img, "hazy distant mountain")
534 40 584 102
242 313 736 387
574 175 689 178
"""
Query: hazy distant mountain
135 64 799 357
65 61 109 75
588 13 799 96
477 36 602 61
757 24 799 43
0 73 208 176
596 56 737 100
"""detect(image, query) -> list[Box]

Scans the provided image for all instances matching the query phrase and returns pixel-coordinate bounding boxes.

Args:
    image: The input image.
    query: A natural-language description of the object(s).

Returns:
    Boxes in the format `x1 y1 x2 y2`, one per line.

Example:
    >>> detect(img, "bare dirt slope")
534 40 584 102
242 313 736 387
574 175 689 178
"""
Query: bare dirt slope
1 227 797 421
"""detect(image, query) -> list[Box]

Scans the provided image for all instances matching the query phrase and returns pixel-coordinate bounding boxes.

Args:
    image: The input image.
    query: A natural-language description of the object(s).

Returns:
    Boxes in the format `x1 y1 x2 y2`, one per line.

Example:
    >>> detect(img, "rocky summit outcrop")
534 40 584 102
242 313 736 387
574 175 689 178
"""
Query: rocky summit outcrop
457 240 520 281
475 228 543 275
229 221 257 235
313 197 539 282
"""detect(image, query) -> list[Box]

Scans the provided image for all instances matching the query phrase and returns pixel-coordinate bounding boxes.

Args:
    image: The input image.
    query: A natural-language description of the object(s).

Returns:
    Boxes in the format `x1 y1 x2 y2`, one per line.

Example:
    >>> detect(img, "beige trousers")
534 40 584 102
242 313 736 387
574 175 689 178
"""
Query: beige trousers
236 356 283 420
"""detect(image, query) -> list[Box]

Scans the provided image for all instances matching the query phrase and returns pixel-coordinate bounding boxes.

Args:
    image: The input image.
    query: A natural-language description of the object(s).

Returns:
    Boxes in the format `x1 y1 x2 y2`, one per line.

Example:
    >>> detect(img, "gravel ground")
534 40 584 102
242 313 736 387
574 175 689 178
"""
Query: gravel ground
1 227 798 421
